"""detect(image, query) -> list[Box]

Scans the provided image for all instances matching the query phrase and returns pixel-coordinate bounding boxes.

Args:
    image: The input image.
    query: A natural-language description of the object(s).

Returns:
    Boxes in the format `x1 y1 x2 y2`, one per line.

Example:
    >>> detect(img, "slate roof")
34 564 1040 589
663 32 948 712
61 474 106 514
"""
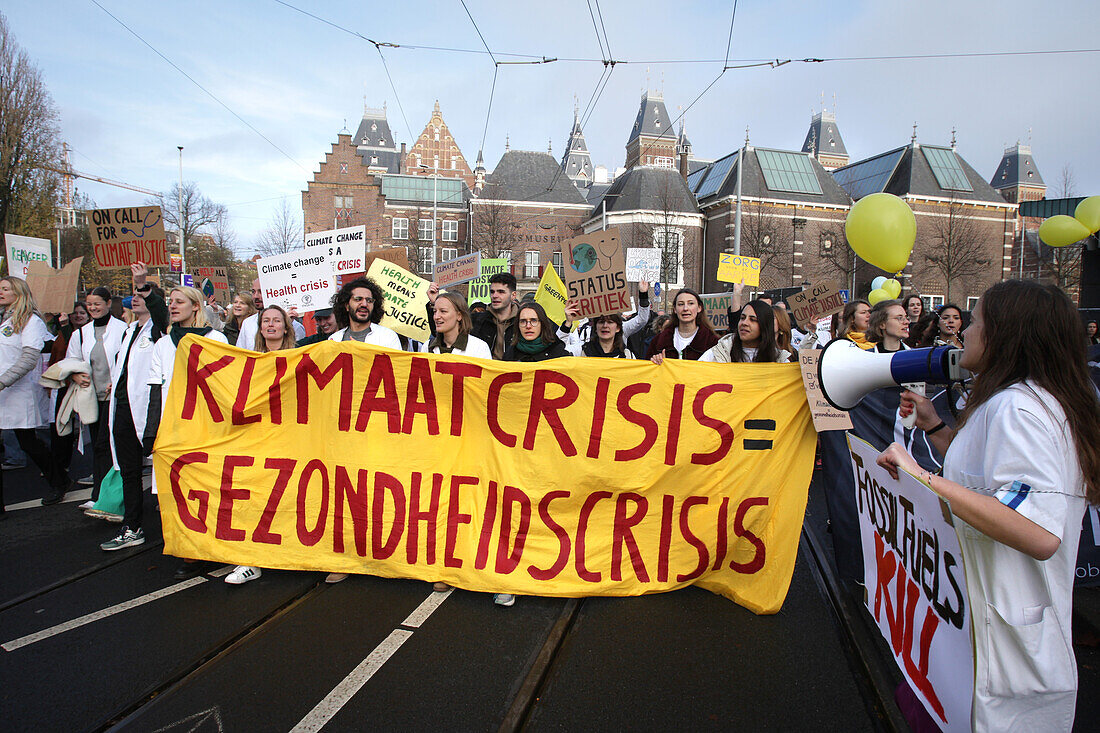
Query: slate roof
578 181 612 205
694 148 852 207
482 150 588 204
801 111 847 157
356 149 402 174
592 166 699 217
628 91 673 143
887 145 1008 203
353 108 396 150
561 114 594 182
990 144 1045 190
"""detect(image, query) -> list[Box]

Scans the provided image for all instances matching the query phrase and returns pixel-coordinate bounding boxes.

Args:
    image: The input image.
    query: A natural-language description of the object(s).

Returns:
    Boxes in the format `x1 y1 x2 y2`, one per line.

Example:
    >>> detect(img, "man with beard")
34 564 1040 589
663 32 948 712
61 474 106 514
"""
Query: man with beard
237 278 305 350
328 277 401 348
469 272 519 360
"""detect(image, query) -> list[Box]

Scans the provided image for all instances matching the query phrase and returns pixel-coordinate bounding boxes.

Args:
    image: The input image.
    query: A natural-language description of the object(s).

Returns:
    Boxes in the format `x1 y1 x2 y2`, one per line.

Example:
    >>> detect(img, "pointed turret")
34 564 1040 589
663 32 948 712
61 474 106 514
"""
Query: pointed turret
625 90 676 169
990 143 1045 204
561 108 595 183
801 109 848 171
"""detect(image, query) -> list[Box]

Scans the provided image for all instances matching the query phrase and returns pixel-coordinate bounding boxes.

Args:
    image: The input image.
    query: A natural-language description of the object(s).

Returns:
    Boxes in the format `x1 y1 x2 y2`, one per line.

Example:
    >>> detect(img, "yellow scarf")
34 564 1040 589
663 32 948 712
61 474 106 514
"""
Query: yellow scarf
846 331 874 350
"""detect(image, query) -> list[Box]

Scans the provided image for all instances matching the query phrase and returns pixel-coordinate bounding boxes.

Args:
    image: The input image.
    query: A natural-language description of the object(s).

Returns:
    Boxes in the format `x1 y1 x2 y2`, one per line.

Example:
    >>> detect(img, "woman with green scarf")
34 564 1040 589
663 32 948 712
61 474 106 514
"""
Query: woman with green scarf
503 302 570 362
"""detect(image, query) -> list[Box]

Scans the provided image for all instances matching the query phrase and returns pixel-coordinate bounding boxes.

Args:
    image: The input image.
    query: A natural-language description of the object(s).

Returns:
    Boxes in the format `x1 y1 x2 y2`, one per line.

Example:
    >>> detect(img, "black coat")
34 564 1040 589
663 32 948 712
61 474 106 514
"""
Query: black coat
503 339 570 362
471 308 518 356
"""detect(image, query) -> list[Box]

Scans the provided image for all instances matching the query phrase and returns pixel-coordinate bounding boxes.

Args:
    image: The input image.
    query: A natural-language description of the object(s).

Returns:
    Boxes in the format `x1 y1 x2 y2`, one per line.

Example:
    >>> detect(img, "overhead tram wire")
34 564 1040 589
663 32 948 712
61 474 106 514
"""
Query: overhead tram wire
723 0 739 69
593 0 612 61
586 0 608 62
90 0 309 175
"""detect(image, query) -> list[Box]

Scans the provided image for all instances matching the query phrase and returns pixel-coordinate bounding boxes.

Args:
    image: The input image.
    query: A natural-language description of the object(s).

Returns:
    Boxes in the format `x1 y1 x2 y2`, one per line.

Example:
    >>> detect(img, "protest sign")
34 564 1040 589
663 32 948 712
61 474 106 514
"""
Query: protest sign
169 253 183 273
534 261 569 327
789 281 846 327
256 249 336 314
362 246 410 273
434 252 482 289
563 229 629 318
193 266 230 307
87 206 169 269
625 248 662 283
156 338 816 613
848 434 973 732
305 225 367 277
26 257 83 315
467 257 509 303
4 234 51 279
716 253 761 287
366 257 431 342
797 350 853 432
699 292 733 332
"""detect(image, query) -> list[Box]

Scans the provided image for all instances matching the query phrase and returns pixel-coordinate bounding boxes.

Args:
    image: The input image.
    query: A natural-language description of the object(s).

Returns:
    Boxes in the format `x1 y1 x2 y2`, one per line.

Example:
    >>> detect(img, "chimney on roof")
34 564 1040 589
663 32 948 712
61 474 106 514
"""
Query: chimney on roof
399 143 406 174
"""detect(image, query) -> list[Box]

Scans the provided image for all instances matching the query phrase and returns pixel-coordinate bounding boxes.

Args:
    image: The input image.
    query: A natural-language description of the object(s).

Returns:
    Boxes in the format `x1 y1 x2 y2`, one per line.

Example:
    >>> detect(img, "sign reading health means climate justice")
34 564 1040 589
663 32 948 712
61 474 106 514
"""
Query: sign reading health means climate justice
434 251 482 289
4 234 51 279
716 253 761 287
563 229 629 318
848 434 973 732
155 339 818 614
256 248 336 314
366 257 432 342
304 225 367 277
87 206 170 269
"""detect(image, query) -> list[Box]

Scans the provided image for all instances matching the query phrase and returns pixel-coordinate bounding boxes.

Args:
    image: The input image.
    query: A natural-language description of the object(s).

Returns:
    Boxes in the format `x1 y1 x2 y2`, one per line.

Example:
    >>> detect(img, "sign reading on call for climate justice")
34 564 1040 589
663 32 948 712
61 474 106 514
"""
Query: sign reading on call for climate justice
716 253 761 287
256 248 336 314
789 281 845 327
87 206 170 269
563 229 629 318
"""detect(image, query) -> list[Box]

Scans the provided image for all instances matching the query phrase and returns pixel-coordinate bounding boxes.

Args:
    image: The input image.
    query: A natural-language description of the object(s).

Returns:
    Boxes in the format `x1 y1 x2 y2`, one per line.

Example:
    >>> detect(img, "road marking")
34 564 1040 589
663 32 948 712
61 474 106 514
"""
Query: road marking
2 576 208 651
401 587 453 628
4 488 92 512
290 629 413 733
151 705 225 733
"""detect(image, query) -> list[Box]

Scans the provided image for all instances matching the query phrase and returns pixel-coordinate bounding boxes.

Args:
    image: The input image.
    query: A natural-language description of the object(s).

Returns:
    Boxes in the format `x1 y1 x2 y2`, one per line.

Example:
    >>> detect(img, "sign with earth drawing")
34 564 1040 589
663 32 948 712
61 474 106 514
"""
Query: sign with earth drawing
562 228 629 319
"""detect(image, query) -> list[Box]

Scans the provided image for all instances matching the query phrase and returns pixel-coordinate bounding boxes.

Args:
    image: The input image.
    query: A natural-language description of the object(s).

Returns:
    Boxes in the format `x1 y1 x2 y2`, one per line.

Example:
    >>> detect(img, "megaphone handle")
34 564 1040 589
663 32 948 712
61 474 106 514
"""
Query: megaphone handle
900 382 925 428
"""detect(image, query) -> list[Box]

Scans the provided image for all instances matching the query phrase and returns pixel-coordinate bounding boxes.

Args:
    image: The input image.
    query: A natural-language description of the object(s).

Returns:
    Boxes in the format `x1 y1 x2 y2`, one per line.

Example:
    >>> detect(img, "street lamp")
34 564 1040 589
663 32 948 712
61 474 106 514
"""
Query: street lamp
177 146 185 276
418 163 438 276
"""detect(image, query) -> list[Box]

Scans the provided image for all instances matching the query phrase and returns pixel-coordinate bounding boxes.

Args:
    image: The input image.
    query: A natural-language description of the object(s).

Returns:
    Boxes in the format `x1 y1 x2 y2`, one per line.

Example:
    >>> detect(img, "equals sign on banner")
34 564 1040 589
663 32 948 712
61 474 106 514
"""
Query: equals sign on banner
742 419 775 450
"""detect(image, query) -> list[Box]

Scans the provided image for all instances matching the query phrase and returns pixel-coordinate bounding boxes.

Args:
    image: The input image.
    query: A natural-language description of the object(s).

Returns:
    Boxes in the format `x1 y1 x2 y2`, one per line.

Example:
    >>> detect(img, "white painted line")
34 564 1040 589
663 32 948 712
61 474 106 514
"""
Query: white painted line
401 587 453 628
208 565 236 578
2 576 208 651
4 488 92 512
290 629 414 733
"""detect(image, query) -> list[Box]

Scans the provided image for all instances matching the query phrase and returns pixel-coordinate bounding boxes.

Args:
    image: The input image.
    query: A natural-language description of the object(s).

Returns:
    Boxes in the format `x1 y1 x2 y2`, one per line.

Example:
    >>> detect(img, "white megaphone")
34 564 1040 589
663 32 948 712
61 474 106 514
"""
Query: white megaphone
817 340 971 411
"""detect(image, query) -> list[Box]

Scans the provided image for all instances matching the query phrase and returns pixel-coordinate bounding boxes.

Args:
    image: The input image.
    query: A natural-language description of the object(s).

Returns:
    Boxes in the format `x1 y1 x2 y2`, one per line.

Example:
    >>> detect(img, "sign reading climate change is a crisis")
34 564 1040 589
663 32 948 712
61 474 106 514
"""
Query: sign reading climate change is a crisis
155 339 818 614
87 206 170 269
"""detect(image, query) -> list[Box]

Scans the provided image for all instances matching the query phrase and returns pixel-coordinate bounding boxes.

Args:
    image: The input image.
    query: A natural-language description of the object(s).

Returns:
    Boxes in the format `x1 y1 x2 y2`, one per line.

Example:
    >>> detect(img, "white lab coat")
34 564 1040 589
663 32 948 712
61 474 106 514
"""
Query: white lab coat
65 317 127 396
943 382 1086 732
419 334 492 359
0 313 50 428
107 318 159 466
329 324 402 350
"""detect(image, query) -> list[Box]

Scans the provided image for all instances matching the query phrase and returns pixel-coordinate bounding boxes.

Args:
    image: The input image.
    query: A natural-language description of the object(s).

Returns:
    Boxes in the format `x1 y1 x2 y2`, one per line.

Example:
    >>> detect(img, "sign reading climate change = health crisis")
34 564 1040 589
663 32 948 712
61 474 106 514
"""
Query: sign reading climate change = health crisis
256 249 336 314
155 339 818 614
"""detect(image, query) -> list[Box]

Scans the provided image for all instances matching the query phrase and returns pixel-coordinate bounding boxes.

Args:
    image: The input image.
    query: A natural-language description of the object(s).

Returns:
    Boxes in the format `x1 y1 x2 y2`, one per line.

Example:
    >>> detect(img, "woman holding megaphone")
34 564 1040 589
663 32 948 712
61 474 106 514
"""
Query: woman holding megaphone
877 280 1100 731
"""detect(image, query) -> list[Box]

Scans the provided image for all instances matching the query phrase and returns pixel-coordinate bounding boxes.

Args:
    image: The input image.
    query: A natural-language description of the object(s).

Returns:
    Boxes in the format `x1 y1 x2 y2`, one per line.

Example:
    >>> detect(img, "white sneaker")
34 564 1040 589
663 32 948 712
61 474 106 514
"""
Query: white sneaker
493 593 516 607
225 566 261 585
78 500 95 510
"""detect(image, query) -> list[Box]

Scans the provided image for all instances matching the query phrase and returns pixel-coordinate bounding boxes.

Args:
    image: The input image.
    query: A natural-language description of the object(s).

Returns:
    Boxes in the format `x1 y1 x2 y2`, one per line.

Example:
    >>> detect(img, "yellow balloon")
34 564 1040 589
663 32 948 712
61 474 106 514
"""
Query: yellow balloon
844 193 916 273
882 278 902 299
1075 196 1100 234
868 288 890 305
1039 215 1090 248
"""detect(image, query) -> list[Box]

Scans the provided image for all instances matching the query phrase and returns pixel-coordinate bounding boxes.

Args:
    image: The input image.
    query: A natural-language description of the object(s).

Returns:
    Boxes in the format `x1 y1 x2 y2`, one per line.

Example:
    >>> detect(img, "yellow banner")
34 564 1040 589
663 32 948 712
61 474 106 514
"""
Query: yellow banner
154 337 817 614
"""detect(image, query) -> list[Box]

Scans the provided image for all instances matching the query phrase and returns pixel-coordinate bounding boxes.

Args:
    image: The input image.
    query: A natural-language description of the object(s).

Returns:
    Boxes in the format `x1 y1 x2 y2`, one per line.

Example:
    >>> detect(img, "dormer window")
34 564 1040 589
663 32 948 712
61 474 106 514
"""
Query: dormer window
371 122 378 131
378 138 385 145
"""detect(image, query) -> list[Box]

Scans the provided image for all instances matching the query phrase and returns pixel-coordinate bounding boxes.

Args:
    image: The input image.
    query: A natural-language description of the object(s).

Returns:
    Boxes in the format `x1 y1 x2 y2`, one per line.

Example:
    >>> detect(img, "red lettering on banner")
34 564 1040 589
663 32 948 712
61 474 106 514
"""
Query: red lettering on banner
527 490 571 580
270 356 287 423
691 384 734 465
402 358 440 435
434 361 482 436
181 344 234 422
496 485 532 574
663 384 686 466
575 490 612 582
215 455 254 541
232 358 262 425
487 373 523 448
406 472 442 564
372 472 406 559
334 466 369 556
657 494 675 582
611 493 650 582
253 458 294 545
356 354 400 432
873 532 946 722
614 383 657 461
170 451 210 532
474 481 500 570
297 353 353 431
296 459 329 546
444 475 477 568
729 497 768 574
711 497 731 570
523 370 579 455
586 377 611 459
677 496 710 582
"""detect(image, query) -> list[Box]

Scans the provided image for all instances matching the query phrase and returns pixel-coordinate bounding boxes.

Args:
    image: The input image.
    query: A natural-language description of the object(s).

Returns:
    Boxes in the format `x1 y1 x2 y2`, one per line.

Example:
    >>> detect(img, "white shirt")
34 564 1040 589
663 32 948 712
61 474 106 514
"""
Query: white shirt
420 334 492 359
943 382 1086 732
672 328 697 356
329 324 402 350
0 313 50 429
236 312 305 350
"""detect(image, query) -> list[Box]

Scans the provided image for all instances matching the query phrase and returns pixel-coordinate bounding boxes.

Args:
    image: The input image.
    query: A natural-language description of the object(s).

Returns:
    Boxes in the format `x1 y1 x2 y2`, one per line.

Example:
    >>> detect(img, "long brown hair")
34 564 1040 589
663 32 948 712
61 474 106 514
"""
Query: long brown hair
774 305 792 353
958 280 1100 503
662 288 716 337
836 299 870 340
255 305 297 352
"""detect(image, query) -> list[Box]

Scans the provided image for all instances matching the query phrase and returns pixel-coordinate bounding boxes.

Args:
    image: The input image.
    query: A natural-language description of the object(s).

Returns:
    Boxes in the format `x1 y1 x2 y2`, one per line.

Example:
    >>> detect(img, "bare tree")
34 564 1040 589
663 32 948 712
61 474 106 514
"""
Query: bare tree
623 172 696 298
814 228 858 293
470 181 518 260
255 199 302 257
1054 164 1076 199
922 199 990 302
156 182 227 266
1043 164 1082 292
739 203 793 289
0 13 62 240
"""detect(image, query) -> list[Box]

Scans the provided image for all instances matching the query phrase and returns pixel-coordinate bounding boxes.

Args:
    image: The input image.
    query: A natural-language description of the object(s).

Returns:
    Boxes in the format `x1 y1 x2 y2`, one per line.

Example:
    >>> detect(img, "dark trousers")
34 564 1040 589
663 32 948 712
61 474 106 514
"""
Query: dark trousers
112 403 144 530
0 428 67 507
90 400 110 502
51 391 75 473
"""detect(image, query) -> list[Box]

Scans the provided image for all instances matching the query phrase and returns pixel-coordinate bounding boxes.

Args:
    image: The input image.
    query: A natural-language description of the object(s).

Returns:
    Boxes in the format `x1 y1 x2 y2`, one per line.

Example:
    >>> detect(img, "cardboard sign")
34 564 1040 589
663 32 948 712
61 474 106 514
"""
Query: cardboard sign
193 266 230 307
797 350 853 432
305 225 367 277
467 257 509 303
716 253 761 287
699 292 734 332
256 248 336 314
434 251 482 289
4 234 52 279
563 229 629 318
26 257 83 315
789 281 845 327
625 248 662 283
87 206 169 270
366 257 431 342
362 246 410 274
848 435 973 731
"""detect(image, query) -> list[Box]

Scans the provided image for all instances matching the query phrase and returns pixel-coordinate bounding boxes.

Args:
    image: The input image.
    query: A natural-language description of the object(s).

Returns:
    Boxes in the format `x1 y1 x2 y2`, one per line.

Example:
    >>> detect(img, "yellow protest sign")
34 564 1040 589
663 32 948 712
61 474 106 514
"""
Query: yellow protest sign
154 337 817 614
366 258 431 342
717 253 762 287
534 263 569 328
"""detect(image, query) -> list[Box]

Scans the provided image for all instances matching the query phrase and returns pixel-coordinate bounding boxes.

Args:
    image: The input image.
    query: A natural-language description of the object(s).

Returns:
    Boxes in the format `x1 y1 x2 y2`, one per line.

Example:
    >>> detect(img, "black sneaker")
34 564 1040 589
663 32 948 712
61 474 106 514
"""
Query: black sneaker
41 487 67 506
101 527 145 551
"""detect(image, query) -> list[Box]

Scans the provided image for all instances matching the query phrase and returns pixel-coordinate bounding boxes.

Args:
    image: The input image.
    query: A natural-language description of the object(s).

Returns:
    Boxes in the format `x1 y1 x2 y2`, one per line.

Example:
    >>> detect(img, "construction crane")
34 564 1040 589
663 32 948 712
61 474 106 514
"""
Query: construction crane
55 143 161 208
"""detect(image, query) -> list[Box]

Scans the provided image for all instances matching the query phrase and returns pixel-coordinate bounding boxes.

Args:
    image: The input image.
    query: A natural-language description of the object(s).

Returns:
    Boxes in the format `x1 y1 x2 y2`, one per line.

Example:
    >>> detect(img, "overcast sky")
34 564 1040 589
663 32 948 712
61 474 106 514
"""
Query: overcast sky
7 0 1099 255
